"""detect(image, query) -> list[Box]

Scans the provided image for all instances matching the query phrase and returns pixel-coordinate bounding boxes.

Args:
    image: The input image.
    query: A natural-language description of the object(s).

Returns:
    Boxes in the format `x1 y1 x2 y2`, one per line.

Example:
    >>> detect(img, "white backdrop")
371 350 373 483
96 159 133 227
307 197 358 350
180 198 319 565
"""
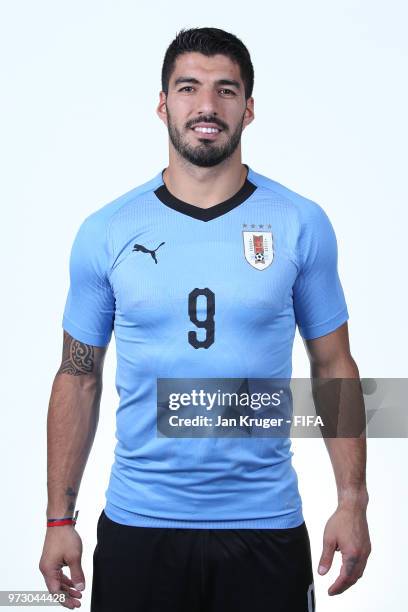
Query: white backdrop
1 1 407 610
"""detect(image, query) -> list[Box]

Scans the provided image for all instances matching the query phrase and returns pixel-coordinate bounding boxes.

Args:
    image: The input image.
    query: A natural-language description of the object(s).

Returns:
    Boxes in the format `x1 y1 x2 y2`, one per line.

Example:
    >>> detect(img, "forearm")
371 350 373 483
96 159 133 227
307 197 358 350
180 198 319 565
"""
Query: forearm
46 373 102 518
312 356 368 510
323 437 368 509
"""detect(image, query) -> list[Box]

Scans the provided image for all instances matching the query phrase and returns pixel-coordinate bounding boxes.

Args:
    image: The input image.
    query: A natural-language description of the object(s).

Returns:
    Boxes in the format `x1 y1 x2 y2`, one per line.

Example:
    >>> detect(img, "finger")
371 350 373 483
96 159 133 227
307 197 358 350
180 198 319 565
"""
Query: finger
43 580 76 610
61 586 83 600
61 596 81 610
43 570 63 597
40 565 81 609
59 593 82 609
67 558 85 592
60 574 75 588
328 554 364 596
60 578 83 599
56 589 81 610
61 573 83 595
59 597 78 610
328 572 356 596
318 537 337 575
48 572 81 609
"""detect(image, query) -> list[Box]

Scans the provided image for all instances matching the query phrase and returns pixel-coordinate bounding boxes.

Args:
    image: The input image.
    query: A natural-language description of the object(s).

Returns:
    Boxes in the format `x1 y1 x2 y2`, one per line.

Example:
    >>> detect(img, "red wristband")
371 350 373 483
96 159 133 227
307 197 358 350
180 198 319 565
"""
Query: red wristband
47 509 79 527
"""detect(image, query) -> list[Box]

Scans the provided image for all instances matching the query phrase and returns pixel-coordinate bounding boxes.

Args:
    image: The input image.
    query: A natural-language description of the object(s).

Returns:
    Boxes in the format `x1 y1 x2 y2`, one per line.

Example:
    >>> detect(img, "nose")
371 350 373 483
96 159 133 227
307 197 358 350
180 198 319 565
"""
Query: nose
195 87 219 116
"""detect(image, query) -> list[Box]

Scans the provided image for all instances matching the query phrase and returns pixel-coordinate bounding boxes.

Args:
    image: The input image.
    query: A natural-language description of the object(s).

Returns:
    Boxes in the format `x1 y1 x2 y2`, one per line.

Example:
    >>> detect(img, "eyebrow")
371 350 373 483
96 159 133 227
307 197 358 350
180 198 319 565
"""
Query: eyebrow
173 76 241 90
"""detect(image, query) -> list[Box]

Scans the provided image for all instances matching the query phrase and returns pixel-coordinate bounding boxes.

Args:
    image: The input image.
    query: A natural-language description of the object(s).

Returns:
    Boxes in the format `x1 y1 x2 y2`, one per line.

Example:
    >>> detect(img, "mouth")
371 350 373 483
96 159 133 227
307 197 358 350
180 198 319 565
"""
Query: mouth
190 124 223 139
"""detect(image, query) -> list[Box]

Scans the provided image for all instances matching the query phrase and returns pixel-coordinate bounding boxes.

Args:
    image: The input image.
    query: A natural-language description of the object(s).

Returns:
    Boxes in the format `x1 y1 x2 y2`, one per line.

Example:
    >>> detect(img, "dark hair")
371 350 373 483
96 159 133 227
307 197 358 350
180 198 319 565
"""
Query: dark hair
161 27 254 100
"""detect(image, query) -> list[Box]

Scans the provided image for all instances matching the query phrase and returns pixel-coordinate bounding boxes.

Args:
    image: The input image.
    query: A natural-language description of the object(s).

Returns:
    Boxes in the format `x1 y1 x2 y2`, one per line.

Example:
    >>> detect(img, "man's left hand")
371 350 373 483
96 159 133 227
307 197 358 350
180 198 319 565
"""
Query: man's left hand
318 505 371 595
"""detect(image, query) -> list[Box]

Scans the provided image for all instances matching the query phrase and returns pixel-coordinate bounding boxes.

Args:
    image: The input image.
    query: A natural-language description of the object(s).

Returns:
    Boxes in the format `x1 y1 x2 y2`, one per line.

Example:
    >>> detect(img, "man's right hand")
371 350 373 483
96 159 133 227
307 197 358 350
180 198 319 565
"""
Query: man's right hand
39 527 85 609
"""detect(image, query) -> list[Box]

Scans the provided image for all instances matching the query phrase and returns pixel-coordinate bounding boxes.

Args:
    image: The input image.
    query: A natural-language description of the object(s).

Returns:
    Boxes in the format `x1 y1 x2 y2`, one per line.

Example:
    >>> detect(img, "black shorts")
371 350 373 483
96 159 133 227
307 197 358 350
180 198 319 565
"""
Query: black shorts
91 510 316 612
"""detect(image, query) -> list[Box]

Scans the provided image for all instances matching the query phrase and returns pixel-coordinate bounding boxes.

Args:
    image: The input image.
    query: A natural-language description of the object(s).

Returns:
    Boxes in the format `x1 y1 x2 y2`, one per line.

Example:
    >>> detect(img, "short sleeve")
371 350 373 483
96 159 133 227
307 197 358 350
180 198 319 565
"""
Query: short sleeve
62 214 115 347
293 204 349 340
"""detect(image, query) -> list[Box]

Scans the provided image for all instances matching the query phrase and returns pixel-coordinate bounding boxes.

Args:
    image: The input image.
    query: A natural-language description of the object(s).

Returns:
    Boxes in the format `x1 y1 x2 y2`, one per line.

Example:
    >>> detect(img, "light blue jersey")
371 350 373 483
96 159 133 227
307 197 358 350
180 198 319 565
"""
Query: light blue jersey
62 165 349 528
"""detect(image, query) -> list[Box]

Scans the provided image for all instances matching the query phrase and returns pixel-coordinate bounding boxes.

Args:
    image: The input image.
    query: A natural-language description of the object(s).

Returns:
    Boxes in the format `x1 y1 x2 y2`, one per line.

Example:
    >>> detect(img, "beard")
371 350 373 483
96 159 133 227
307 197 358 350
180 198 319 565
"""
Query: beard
166 109 245 168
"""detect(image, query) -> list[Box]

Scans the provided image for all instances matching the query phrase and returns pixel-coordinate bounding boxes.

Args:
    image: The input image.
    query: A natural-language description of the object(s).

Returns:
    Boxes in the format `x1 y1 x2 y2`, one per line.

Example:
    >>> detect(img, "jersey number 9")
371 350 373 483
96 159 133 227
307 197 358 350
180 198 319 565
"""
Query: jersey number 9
188 288 215 349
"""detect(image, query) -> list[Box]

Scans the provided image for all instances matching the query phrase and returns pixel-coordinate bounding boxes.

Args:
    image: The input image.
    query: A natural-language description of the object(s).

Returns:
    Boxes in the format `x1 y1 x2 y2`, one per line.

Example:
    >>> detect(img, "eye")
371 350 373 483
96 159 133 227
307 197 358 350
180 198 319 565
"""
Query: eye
179 86 194 92
219 89 236 96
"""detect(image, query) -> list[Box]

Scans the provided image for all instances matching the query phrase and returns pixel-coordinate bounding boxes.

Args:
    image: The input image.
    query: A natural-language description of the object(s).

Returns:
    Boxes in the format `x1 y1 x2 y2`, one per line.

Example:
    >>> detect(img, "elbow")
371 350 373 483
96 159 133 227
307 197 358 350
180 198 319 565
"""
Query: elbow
311 353 360 379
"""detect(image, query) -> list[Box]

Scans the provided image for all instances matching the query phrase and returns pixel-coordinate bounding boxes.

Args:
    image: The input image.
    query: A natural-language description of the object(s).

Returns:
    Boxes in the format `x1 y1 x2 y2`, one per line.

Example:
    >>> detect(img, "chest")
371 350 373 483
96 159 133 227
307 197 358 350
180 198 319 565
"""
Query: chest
109 221 298 324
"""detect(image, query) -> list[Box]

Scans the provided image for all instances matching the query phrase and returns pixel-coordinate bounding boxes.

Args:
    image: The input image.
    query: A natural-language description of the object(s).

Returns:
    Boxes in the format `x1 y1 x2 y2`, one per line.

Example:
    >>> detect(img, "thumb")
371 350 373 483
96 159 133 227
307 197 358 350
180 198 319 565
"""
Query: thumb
68 559 86 591
318 538 337 575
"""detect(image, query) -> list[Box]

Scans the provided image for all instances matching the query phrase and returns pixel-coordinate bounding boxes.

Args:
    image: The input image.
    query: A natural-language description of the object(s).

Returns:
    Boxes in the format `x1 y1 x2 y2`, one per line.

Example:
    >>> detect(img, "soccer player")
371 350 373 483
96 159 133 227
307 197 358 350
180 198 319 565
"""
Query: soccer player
39 27 371 611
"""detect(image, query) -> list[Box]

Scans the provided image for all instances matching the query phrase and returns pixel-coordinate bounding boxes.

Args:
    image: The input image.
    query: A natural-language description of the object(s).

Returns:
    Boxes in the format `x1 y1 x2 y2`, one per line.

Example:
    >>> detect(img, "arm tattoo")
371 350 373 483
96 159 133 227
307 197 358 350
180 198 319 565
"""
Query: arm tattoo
65 486 77 514
58 331 95 375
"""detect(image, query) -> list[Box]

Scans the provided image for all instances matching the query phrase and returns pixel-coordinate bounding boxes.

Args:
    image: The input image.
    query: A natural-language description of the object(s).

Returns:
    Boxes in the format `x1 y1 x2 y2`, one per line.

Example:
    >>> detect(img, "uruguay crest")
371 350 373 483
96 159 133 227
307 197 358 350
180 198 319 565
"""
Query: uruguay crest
242 231 274 270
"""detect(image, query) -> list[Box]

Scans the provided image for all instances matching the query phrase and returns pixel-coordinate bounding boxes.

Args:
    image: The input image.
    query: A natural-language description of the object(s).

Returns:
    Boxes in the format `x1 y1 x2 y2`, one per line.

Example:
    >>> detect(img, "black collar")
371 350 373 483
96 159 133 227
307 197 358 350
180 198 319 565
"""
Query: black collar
154 164 257 221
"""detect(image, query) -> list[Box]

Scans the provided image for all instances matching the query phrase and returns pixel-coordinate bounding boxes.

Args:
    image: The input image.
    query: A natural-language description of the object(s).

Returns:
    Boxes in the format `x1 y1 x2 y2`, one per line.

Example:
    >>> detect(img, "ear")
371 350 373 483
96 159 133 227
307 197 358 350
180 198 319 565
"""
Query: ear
156 91 168 126
242 96 255 130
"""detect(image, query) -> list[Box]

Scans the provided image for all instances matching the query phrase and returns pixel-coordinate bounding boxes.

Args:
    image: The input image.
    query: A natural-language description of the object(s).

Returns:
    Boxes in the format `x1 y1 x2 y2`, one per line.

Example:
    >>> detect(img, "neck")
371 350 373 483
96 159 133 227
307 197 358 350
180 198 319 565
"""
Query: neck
162 149 248 209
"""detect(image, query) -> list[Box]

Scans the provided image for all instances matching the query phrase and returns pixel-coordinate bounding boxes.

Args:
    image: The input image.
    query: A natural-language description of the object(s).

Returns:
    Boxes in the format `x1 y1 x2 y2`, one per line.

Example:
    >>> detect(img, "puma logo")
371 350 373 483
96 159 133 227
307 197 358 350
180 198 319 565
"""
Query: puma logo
132 241 165 264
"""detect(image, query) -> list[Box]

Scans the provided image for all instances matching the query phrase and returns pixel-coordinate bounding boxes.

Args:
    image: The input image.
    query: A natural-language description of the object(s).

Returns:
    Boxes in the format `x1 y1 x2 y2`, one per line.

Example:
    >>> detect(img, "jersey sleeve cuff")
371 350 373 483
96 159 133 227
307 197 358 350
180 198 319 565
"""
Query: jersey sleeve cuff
298 307 349 340
62 316 112 347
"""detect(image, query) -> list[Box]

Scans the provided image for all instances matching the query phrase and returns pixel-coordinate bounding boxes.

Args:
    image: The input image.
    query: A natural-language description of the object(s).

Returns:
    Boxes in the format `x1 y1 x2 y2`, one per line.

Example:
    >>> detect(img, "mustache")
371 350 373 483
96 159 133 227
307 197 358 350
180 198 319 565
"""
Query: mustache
186 117 228 131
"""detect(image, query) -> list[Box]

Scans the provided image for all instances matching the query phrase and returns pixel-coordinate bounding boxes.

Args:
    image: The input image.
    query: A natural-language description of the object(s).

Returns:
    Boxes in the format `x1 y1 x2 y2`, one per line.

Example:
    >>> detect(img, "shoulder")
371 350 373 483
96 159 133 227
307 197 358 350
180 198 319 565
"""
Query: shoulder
248 168 339 272
67 172 163 277
70 172 163 265
77 171 163 237
248 167 331 228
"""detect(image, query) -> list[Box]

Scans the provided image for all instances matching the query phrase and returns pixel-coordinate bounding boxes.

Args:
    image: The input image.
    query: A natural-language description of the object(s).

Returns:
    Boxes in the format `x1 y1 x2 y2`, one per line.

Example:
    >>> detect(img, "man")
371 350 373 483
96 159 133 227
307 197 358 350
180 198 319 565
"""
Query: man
39 27 371 611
